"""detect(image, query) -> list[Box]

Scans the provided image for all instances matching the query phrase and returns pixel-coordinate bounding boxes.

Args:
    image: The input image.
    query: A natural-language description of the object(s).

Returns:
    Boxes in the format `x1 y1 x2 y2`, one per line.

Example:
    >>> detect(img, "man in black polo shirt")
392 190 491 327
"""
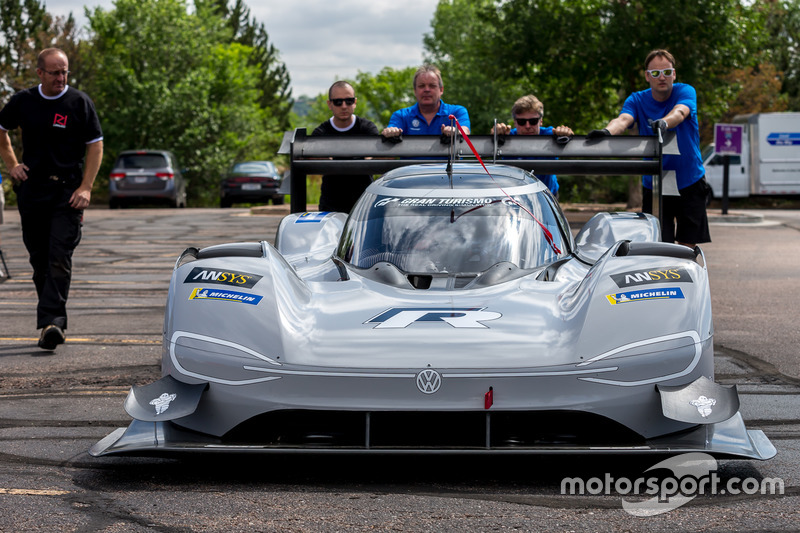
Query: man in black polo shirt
312 81 378 213
0 48 103 350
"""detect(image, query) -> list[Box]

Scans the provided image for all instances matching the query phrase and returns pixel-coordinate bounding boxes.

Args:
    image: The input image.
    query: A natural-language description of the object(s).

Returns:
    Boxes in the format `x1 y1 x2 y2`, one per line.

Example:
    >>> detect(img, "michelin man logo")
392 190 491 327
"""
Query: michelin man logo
689 395 716 418
150 392 177 415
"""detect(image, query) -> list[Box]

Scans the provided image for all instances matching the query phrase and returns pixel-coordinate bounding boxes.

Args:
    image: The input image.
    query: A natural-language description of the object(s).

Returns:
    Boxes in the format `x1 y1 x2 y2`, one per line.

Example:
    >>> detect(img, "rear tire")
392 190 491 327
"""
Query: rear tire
220 198 232 208
272 195 285 206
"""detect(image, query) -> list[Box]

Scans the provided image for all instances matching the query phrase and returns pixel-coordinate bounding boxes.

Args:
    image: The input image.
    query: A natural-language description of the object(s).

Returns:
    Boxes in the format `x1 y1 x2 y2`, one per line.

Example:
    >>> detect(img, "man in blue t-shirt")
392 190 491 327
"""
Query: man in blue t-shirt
381 65 470 139
589 49 709 247
491 94 573 196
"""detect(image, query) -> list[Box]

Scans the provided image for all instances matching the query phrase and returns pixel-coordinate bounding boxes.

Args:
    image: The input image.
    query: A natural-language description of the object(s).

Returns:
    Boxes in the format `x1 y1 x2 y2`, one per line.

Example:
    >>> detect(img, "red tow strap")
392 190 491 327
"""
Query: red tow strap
449 115 561 255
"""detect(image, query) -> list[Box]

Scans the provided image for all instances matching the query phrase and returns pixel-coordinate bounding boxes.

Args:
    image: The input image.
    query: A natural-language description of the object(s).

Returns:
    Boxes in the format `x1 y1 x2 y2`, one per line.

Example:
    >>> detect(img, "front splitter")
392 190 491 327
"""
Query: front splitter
90 412 776 460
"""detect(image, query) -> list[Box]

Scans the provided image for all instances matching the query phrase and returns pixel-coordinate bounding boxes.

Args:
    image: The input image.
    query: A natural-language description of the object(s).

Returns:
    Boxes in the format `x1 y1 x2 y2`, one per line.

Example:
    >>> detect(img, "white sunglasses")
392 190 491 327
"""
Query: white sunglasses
646 68 675 78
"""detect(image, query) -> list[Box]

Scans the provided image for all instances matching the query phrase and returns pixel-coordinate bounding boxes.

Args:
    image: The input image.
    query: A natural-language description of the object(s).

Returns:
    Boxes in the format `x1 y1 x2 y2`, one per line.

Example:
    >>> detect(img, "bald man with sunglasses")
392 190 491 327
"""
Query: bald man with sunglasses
588 49 710 248
312 81 379 213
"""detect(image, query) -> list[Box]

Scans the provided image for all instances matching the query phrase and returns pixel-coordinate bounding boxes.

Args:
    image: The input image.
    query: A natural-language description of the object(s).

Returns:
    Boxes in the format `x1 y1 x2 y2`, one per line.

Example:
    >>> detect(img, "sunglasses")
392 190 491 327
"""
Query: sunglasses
646 68 675 78
515 116 541 126
331 98 356 106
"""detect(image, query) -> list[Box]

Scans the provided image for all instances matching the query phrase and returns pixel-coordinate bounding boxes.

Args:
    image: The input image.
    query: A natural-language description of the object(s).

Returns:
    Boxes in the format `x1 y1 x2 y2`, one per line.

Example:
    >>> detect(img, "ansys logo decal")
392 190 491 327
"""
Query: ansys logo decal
366 307 501 329
184 267 262 288
189 288 263 305
611 267 692 288
606 287 685 305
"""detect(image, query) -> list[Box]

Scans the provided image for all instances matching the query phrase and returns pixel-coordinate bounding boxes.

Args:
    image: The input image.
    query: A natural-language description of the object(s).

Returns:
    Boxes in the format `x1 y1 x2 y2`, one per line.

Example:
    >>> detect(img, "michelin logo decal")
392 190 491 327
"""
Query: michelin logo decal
606 287 685 305
189 287 263 305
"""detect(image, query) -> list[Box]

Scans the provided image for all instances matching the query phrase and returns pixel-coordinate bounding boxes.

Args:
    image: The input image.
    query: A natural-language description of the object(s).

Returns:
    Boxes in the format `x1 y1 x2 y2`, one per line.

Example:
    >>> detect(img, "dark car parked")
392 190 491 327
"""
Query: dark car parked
109 150 187 208
220 161 284 208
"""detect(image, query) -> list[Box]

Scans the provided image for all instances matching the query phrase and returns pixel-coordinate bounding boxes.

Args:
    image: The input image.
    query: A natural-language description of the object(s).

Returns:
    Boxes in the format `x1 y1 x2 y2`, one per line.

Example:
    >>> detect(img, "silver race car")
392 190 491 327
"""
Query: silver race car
91 144 775 459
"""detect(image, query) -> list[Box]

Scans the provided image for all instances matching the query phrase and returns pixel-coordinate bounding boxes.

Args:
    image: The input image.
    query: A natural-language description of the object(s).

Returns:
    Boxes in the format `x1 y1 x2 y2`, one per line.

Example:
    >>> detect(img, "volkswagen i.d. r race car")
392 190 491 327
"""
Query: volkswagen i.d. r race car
91 160 775 459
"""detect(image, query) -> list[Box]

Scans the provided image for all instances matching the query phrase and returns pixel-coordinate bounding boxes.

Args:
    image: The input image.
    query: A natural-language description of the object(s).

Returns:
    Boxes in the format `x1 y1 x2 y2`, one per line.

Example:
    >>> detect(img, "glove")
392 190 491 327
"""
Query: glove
648 119 668 138
586 129 610 139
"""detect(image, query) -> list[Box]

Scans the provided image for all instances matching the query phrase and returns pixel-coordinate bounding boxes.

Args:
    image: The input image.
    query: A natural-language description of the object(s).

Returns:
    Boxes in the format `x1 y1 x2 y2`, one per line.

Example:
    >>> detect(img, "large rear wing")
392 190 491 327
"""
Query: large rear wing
278 128 679 224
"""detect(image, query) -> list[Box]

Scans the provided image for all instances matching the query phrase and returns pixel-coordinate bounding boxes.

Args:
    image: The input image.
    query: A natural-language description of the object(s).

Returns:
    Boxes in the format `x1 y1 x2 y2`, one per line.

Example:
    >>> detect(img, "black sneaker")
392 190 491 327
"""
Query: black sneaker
38 325 66 350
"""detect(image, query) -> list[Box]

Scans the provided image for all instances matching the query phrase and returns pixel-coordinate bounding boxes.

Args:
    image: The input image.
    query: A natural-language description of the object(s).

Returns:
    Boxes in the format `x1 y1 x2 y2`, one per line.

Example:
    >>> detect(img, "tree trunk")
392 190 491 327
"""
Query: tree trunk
626 176 642 210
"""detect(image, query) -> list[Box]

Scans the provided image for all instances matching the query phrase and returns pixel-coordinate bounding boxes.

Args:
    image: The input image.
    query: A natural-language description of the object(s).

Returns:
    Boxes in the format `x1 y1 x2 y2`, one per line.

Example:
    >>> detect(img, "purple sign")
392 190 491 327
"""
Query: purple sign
714 123 743 155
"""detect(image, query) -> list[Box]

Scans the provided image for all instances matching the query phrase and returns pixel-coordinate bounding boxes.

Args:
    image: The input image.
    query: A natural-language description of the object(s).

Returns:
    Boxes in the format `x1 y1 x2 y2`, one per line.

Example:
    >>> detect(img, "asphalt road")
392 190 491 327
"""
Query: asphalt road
0 206 798 532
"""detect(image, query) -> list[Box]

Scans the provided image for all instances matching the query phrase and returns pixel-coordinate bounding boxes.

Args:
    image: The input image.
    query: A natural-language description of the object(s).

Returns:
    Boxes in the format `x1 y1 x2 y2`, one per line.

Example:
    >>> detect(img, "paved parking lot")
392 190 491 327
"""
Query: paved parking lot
0 206 798 532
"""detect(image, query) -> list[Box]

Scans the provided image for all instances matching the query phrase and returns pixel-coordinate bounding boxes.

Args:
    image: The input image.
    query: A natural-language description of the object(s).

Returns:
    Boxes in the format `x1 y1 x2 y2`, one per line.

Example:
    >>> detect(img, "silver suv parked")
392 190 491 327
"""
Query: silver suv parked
109 150 187 208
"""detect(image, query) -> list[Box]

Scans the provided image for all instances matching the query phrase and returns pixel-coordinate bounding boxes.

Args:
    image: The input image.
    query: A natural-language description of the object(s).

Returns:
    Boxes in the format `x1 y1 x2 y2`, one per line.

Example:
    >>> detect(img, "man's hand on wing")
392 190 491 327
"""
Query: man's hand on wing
648 118 668 138
381 127 403 137
491 123 512 135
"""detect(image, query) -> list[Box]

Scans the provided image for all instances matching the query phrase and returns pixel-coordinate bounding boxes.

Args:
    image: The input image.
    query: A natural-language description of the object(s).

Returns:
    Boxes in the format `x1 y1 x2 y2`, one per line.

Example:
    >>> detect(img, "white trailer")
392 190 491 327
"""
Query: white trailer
703 112 800 198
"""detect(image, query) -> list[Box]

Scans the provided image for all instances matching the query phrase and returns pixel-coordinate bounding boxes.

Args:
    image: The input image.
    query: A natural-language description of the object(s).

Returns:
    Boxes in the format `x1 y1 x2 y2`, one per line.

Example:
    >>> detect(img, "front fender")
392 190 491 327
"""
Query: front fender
162 241 312 381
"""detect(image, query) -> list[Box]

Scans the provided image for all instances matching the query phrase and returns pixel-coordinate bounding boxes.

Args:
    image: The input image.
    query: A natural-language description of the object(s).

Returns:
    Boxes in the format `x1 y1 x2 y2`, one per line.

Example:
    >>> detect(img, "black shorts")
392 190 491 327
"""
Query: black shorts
642 178 711 245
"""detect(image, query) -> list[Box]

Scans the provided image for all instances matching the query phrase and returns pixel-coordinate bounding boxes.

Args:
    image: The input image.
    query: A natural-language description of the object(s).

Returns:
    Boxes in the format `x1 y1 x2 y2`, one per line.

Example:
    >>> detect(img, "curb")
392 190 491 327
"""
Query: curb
707 210 764 223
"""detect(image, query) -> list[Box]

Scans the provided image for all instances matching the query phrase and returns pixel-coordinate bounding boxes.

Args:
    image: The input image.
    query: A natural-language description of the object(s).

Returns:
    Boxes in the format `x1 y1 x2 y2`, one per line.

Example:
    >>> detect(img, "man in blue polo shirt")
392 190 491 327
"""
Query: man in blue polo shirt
381 65 470 138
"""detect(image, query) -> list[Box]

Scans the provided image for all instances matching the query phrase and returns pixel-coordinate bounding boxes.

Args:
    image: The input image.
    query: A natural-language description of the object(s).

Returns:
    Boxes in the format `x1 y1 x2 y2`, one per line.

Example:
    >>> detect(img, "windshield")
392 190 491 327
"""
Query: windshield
116 154 168 169
233 162 276 174
336 191 569 274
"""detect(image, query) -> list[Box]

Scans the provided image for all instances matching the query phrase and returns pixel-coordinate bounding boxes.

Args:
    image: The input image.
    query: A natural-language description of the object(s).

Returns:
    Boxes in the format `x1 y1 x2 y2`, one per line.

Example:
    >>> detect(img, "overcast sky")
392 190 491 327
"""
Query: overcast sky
45 0 440 97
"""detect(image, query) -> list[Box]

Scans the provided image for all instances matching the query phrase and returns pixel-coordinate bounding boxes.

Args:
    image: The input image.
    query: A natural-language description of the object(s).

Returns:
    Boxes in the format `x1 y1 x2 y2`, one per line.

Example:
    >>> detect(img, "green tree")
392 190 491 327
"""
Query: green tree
595 0 761 138
351 67 419 129
429 0 762 133
425 0 767 204
84 0 279 205
755 0 800 111
426 0 615 134
0 0 49 90
201 0 293 130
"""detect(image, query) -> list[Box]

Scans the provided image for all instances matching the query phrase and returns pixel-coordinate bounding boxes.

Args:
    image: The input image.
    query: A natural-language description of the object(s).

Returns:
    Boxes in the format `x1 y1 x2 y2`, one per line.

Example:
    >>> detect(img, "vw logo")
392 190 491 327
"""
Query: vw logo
416 369 442 394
